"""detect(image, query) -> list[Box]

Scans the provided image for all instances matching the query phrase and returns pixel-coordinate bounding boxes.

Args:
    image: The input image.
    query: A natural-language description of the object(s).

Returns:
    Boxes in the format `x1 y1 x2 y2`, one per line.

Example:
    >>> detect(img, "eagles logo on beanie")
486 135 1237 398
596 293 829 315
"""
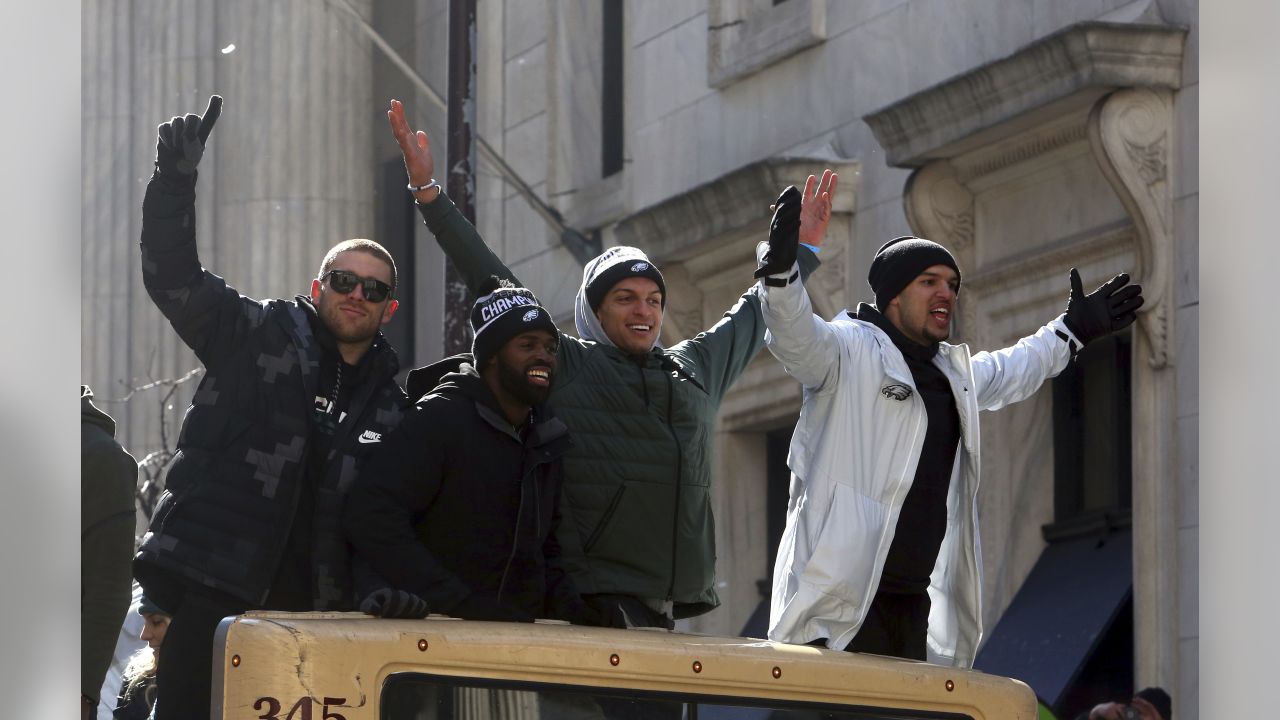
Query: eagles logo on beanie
868 235 962 310
470 276 559 368
583 246 667 312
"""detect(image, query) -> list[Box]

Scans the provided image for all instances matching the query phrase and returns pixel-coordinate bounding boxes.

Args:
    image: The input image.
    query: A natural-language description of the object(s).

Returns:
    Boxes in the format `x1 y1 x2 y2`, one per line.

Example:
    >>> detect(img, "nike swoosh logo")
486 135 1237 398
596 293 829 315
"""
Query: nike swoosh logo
357 431 381 444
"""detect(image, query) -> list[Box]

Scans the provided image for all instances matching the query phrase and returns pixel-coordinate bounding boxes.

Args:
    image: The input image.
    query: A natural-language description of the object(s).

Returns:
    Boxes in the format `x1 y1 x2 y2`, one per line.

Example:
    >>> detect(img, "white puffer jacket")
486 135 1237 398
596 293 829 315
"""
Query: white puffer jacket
760 262 1077 667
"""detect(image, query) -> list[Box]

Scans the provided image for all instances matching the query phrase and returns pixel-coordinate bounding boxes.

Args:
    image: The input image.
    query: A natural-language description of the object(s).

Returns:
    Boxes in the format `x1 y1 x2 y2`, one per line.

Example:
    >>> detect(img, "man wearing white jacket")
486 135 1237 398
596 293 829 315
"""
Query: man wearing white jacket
756 173 1144 667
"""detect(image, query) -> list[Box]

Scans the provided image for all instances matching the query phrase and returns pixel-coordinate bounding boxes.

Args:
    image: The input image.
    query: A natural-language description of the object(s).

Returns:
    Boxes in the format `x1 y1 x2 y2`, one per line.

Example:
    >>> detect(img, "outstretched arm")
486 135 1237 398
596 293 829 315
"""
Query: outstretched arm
971 268 1143 410
757 178 843 390
387 98 521 292
678 173 837 397
141 95 270 367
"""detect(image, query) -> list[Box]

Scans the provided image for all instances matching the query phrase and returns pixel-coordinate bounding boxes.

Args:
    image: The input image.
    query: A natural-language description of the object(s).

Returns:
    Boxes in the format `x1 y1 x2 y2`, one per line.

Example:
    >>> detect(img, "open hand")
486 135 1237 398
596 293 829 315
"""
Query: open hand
387 98 438 202
1063 267 1145 347
798 169 837 249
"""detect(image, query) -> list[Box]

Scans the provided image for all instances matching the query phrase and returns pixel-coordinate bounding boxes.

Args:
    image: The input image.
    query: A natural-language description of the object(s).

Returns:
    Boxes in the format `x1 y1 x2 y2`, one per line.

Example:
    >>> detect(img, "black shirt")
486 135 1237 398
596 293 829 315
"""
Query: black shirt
855 305 961 595
266 302 367 610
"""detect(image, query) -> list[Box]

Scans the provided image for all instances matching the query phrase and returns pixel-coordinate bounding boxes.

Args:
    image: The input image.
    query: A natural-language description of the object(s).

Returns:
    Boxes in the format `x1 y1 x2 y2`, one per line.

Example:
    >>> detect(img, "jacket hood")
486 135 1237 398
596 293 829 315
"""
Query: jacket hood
81 385 117 437
406 353 472 401
573 247 665 351
406 354 509 413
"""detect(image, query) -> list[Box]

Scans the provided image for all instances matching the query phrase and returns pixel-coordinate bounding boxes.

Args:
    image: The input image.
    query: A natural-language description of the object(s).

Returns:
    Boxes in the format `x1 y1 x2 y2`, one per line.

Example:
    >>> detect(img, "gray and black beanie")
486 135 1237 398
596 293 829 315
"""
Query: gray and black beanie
470 276 559 369
868 235 962 310
583 246 667 312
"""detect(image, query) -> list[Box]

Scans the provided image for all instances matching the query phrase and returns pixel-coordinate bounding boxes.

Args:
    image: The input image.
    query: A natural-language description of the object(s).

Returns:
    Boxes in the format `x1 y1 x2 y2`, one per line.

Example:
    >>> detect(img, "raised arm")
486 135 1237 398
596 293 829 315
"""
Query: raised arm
387 99 520 292
675 172 836 397
141 95 272 367
757 178 844 390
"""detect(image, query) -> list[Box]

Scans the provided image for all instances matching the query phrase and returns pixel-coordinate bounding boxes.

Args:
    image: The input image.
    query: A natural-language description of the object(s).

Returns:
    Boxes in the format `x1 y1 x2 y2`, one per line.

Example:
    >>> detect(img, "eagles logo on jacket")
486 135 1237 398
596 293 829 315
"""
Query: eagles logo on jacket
760 263 1078 668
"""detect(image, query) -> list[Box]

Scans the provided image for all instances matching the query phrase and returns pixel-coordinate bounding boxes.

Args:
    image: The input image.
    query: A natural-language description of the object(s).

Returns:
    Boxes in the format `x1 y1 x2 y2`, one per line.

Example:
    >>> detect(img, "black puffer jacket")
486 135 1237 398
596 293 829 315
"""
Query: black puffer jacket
133 174 409 610
343 357 580 620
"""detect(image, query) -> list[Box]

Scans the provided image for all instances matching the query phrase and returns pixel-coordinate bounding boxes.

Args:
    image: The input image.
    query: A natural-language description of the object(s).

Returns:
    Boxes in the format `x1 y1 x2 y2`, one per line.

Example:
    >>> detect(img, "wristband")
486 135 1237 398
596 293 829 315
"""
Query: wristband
800 242 821 254
407 179 440 193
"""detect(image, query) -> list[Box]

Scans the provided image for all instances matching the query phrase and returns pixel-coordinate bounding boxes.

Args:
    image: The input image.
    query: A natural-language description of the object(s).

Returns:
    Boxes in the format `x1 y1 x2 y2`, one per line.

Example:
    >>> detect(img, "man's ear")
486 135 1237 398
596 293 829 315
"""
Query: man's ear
310 278 322 304
381 299 400 325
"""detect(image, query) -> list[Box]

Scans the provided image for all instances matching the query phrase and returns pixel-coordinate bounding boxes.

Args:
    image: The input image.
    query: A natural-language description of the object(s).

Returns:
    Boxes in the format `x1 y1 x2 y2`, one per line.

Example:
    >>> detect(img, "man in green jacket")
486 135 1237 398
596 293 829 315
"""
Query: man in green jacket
388 99 836 626
81 385 137 718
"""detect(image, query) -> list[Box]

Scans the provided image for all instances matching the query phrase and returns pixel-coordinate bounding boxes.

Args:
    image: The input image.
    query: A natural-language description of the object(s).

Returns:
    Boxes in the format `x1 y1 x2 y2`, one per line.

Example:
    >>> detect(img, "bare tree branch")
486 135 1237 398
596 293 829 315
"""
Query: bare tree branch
102 361 204 522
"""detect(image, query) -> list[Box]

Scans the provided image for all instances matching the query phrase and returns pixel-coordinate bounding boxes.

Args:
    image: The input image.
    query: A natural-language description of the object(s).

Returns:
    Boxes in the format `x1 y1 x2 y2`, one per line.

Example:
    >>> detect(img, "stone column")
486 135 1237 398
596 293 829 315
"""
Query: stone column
82 0 378 472
1089 87 1179 692
213 0 376 303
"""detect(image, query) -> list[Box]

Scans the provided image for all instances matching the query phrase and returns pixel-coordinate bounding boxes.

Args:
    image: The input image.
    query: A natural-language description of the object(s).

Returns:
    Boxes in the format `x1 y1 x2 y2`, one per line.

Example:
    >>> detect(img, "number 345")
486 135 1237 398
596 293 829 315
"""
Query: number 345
255 696 347 720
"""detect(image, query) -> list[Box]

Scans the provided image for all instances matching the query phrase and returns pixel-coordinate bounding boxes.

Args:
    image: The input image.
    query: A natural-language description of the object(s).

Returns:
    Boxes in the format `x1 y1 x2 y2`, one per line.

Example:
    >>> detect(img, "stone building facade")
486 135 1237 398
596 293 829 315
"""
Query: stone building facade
83 0 1197 715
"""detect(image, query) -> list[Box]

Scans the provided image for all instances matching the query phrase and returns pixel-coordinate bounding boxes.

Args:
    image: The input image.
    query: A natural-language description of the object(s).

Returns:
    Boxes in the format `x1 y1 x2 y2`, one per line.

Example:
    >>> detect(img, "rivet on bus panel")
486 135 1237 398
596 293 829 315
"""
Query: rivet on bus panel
418 639 429 652
610 654 621 666
771 666 782 679
231 655 241 667
692 661 702 673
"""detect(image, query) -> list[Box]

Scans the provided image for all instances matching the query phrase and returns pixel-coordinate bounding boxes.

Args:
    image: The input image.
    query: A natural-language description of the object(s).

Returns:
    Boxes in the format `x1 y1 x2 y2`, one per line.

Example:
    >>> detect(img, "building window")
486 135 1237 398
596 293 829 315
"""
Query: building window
601 0 624 178
1047 330 1133 539
763 427 793 595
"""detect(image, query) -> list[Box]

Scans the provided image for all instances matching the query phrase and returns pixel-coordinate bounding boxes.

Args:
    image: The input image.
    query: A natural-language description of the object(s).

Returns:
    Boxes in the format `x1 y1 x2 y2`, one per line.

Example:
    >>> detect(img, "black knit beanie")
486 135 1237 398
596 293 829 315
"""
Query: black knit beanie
1134 687 1172 720
868 236 962 310
584 246 667 312
470 277 558 369
138 595 169 617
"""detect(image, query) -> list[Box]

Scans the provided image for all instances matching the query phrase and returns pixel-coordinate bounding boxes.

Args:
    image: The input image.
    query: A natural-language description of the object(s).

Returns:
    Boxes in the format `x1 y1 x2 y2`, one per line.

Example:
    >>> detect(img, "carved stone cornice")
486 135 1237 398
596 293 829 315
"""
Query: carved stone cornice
904 161 974 253
1088 87 1175 367
613 155 858 264
863 22 1186 168
953 117 1089 184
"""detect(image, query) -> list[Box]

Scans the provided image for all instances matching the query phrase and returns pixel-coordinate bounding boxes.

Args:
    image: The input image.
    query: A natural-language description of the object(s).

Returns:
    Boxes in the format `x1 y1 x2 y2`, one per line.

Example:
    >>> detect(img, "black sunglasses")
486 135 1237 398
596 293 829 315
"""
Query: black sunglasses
321 270 393 303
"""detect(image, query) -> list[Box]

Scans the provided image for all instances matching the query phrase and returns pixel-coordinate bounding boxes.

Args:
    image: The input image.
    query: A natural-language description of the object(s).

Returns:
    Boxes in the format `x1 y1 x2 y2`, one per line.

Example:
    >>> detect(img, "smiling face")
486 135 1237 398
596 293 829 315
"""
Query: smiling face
883 264 959 346
490 328 559 409
595 276 664 355
310 249 400 350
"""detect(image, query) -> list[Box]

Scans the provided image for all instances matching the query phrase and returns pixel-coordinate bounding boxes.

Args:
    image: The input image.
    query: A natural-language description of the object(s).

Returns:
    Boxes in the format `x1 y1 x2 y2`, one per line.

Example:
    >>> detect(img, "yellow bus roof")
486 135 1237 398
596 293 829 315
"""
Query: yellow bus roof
215 611 1036 719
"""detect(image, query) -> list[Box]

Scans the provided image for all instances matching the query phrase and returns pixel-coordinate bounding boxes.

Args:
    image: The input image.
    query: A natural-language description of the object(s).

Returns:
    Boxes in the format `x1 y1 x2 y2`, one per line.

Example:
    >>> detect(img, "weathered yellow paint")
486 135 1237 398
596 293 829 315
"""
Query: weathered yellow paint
215 612 1036 719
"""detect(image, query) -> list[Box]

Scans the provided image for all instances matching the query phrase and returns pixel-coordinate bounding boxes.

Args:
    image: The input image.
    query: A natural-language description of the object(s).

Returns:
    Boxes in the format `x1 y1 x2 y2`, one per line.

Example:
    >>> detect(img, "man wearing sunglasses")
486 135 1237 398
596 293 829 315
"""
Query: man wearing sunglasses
130 95 410 720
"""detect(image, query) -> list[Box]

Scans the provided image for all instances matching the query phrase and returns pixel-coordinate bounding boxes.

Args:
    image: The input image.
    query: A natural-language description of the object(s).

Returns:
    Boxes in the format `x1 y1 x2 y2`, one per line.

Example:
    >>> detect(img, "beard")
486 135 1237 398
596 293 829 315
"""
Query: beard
496 356 553 408
318 296 381 345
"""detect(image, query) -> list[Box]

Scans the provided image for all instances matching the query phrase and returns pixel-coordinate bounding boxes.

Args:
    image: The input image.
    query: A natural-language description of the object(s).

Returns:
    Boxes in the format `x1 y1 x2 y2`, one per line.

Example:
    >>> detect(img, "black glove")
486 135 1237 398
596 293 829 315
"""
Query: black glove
1062 267 1144 347
584 595 631 629
359 587 431 619
155 94 223 180
754 185 802 279
454 593 534 623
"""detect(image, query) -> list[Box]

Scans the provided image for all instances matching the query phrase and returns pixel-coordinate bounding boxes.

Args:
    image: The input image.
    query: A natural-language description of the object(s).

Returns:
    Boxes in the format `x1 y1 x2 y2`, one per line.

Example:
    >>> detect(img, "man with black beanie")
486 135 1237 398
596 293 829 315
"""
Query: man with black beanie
388 99 834 628
131 96 410 719
757 187 1143 667
344 277 595 625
